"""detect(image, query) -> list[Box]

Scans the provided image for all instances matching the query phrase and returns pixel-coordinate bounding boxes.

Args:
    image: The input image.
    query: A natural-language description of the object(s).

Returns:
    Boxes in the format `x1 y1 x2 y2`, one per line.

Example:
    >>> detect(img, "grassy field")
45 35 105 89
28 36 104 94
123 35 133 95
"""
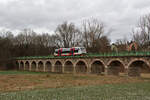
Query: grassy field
0 82 150 100
0 71 150 100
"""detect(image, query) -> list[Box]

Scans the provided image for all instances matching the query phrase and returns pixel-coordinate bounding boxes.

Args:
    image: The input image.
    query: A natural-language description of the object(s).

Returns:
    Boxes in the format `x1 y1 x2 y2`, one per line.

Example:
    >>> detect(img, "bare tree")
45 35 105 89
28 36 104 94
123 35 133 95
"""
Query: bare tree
14 28 37 45
81 18 105 48
132 13 150 51
81 18 111 53
55 21 81 48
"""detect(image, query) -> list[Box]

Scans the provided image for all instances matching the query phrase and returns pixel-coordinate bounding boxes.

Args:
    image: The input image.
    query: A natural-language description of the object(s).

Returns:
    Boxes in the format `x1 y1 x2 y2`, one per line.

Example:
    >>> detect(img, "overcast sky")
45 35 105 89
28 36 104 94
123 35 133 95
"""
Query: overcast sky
0 0 150 42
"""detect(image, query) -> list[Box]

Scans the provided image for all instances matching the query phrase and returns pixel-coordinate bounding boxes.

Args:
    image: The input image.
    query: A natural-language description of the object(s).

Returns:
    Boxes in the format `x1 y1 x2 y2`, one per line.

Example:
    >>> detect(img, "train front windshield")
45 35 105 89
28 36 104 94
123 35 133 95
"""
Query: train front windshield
55 49 58 53
81 47 86 53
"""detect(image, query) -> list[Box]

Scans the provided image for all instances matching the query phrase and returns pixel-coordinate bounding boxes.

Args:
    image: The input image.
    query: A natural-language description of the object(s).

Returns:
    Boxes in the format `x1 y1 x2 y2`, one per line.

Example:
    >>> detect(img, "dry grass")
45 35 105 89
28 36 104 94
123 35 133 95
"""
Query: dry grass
0 71 150 92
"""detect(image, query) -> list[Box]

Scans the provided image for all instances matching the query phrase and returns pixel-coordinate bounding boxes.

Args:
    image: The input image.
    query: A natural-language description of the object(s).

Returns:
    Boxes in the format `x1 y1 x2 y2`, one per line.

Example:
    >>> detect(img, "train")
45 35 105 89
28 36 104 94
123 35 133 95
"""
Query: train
54 47 87 56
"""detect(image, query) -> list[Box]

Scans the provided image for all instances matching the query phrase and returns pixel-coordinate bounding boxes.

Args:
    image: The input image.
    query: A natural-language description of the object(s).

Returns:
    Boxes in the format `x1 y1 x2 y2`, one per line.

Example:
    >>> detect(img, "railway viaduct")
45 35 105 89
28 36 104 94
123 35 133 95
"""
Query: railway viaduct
15 54 150 77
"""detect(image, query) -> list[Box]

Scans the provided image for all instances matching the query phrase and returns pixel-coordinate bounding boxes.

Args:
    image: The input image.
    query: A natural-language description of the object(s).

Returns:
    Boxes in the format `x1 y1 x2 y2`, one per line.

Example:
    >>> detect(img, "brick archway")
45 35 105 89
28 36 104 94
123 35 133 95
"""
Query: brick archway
25 61 30 71
38 61 44 72
107 59 125 75
75 60 87 73
107 59 125 67
31 61 36 71
75 59 88 67
128 58 150 68
128 59 150 76
90 59 106 68
64 60 74 73
54 61 63 73
45 61 52 72
90 60 105 74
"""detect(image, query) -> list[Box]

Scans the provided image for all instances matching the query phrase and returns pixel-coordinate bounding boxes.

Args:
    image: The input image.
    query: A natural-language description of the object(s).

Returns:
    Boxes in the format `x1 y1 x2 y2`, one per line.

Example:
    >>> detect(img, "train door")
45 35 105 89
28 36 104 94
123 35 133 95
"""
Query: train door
71 48 74 56
58 49 61 56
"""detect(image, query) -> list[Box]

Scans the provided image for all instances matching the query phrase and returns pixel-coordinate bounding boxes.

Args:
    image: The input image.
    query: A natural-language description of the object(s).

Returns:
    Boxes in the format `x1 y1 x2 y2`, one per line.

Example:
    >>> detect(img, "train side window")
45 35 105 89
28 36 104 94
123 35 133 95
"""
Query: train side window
74 50 78 53
71 49 74 54
62 50 70 53
58 50 61 55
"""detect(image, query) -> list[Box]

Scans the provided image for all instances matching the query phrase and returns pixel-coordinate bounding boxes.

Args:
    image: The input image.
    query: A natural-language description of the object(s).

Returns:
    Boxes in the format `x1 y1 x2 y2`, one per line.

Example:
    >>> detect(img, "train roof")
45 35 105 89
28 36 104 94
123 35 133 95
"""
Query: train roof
55 47 85 49
72 47 85 48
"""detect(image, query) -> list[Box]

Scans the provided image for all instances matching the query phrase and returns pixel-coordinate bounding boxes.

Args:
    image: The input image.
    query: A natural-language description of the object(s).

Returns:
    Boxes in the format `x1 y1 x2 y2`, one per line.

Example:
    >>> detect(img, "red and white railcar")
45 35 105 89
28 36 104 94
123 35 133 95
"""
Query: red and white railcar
54 47 86 56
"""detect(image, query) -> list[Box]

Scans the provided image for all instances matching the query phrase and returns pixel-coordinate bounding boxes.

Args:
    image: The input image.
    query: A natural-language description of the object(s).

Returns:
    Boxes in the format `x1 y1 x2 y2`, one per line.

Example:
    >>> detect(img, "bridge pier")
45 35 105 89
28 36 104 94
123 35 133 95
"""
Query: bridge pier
35 64 38 72
43 62 46 72
73 65 76 74
104 67 108 75
23 61 26 71
18 61 21 70
29 62 32 71
51 64 55 72
62 65 65 73
124 67 128 76
87 65 91 74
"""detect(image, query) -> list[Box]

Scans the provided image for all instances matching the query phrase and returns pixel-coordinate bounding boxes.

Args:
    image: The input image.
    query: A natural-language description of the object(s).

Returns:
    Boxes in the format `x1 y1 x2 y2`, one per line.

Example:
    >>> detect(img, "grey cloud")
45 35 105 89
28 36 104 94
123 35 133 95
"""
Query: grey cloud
0 0 150 42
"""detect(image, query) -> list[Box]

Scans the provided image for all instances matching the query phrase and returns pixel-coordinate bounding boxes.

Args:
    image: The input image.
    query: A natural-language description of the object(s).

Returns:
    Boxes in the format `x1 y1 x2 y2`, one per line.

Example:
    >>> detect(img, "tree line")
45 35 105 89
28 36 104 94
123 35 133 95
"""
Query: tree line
0 14 150 70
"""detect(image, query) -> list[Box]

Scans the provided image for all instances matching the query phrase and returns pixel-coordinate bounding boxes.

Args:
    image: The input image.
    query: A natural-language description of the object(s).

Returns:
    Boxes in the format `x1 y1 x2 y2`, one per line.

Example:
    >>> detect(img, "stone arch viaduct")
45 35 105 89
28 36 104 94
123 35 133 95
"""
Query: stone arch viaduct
15 56 150 76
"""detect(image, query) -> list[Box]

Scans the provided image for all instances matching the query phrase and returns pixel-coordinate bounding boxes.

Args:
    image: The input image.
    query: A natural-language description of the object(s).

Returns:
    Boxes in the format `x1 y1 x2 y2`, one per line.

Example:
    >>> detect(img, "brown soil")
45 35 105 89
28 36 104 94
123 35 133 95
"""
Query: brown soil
0 73 150 92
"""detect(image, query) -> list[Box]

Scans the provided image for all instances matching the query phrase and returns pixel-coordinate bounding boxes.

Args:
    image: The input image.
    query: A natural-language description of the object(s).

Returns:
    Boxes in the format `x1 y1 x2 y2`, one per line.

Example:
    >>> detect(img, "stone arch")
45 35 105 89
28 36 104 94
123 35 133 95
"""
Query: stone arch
75 59 88 67
128 59 150 69
25 61 30 71
91 60 105 74
38 61 44 72
107 59 125 67
54 61 63 73
31 61 37 71
45 61 52 72
75 60 87 73
64 60 74 65
107 59 125 76
128 59 150 77
64 60 74 73
20 61 24 70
